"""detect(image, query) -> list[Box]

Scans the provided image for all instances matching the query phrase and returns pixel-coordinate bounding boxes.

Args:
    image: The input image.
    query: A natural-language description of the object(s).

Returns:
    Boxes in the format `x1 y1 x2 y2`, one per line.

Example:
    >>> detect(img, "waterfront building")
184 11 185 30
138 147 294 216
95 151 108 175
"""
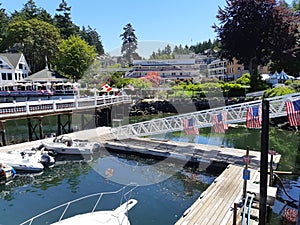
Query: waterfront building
207 59 227 80
124 57 202 80
0 53 30 86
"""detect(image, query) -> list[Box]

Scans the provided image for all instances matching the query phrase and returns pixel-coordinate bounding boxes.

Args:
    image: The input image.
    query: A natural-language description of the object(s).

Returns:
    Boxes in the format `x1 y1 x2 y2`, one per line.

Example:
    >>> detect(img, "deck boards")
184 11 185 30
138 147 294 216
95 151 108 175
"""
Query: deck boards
175 165 257 225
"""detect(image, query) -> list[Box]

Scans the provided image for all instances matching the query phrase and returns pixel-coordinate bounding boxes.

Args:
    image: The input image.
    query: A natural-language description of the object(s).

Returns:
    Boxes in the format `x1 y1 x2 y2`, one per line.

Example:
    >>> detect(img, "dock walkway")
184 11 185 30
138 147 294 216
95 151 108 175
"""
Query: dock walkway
175 165 259 225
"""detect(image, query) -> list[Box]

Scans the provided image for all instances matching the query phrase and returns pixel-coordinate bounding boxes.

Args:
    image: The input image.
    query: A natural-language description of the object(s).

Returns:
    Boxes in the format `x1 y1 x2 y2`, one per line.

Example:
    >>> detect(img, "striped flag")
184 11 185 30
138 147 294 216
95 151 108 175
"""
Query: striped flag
212 111 228 133
183 118 199 135
286 99 300 126
246 106 261 128
101 83 112 92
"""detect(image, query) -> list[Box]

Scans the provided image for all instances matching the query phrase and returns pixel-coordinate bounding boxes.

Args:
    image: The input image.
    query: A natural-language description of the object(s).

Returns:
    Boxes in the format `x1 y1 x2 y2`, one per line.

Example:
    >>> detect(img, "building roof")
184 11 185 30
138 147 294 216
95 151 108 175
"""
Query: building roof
0 53 23 68
26 68 68 82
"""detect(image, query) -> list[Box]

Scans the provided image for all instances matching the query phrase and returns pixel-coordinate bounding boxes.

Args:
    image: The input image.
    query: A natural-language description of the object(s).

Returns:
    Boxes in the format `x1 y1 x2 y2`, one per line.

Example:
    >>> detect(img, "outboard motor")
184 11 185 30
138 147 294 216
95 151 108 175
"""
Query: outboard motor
93 143 101 152
40 154 53 168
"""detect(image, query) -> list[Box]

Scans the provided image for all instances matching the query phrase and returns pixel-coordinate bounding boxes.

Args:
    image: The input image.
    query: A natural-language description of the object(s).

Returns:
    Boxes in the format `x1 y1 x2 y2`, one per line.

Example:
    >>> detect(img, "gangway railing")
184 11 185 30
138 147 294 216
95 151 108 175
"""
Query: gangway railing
111 93 300 140
242 193 256 225
0 95 132 120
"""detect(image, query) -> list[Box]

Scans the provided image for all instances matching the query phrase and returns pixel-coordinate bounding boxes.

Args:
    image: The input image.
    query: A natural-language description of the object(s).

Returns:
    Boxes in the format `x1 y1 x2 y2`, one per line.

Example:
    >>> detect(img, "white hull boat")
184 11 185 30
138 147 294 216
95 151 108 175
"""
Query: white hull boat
21 184 138 225
0 163 15 183
42 135 100 155
0 149 55 173
51 199 137 225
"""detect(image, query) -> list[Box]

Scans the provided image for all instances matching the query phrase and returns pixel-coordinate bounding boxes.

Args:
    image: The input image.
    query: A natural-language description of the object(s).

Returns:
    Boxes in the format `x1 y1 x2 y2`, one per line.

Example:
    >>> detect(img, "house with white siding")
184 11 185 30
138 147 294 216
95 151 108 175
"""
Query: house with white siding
0 53 30 86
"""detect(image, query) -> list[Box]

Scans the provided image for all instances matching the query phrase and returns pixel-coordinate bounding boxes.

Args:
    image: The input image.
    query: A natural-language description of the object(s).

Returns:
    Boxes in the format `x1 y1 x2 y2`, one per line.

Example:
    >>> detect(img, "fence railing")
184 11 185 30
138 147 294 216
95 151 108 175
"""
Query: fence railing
0 95 132 119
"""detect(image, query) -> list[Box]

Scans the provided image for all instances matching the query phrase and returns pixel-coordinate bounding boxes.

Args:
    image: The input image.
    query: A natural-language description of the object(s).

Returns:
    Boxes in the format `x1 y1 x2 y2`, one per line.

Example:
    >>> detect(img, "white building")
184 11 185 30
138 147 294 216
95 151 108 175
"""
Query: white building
207 59 227 79
0 53 30 86
125 58 200 80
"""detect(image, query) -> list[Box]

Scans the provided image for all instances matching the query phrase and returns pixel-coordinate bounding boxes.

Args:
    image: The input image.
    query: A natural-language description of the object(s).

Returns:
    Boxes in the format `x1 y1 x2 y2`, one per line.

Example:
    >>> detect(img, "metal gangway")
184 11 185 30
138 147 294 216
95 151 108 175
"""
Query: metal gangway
111 93 300 140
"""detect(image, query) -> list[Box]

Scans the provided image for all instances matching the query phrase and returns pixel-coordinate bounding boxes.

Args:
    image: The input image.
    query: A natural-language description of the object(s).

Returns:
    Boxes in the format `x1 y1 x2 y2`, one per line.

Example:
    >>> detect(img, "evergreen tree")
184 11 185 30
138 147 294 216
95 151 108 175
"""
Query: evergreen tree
54 0 79 39
120 23 138 65
0 4 9 42
80 26 104 55
11 0 53 24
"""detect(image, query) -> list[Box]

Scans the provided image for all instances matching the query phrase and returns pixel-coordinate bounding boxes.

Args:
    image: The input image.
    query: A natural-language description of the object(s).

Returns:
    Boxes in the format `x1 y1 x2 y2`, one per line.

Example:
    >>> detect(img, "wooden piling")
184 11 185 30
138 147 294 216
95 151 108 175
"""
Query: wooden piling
0 120 7 146
38 117 44 139
27 118 33 141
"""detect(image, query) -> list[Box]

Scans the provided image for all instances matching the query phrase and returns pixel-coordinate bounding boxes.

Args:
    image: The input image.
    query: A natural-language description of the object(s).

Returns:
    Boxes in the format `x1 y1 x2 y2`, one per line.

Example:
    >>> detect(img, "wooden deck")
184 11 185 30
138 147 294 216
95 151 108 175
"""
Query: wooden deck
175 165 259 225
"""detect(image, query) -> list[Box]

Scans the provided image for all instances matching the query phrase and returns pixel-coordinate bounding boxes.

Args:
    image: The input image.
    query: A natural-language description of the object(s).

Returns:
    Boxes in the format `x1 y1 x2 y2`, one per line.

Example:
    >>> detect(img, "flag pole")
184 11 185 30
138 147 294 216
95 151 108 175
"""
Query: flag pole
259 99 269 225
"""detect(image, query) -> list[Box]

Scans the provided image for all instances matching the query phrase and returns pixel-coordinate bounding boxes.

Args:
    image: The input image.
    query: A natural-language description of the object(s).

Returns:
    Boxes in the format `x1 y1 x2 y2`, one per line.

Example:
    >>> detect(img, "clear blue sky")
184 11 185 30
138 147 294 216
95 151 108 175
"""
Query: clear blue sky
0 0 294 57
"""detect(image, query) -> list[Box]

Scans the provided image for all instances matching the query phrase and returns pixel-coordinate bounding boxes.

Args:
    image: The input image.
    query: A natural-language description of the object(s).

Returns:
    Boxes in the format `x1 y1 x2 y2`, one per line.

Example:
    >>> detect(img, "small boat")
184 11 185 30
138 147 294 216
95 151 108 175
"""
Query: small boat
0 148 55 173
20 184 138 225
42 135 101 155
0 163 15 183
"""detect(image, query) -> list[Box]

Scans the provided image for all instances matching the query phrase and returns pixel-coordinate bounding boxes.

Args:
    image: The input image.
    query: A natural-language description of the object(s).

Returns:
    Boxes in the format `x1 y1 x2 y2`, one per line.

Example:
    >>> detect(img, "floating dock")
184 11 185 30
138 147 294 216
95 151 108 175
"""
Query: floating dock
0 128 281 225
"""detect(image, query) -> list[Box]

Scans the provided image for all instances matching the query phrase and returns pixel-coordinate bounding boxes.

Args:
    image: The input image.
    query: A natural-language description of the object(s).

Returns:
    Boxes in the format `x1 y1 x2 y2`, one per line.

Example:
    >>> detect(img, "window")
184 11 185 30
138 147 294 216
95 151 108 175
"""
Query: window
7 73 12 80
2 73 6 80
15 73 18 80
19 64 23 69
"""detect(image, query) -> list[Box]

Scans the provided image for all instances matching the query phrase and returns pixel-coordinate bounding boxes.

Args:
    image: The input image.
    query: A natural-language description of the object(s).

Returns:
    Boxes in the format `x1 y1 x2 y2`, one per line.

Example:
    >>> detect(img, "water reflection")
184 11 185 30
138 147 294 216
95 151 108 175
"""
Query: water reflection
0 152 217 225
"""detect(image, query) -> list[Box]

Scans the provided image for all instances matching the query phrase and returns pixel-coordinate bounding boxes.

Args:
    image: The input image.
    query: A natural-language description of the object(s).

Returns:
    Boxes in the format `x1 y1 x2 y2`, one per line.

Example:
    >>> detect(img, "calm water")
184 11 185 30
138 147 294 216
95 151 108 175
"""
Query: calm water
0 152 215 225
159 126 300 225
1 118 299 225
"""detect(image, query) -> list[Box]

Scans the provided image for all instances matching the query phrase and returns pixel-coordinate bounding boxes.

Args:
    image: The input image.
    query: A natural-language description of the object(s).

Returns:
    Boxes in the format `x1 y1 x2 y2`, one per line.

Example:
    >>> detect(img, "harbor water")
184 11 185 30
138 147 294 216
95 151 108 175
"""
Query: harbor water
0 119 299 224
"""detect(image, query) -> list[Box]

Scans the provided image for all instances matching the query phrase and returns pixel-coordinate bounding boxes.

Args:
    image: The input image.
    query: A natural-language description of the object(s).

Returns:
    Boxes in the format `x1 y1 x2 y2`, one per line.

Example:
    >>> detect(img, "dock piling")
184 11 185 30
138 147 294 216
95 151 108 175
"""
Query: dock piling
259 99 269 225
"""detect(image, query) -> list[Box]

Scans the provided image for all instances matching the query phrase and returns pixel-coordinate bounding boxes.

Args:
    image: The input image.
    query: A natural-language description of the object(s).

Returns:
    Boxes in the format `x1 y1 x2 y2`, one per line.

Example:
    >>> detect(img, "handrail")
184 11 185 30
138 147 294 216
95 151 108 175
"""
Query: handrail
241 193 255 225
242 194 250 225
20 183 138 225
247 194 255 224
0 95 132 120
111 93 300 139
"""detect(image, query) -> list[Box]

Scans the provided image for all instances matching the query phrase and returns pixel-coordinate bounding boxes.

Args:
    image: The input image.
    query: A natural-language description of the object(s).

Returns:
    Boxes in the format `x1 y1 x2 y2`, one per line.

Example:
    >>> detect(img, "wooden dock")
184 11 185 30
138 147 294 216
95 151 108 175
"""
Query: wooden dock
175 165 260 225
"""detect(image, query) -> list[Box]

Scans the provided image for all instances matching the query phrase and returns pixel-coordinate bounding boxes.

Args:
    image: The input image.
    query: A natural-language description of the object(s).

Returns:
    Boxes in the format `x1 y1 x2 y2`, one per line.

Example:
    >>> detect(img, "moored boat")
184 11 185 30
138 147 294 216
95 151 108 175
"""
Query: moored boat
20 184 138 225
41 135 101 155
0 148 55 173
0 163 15 183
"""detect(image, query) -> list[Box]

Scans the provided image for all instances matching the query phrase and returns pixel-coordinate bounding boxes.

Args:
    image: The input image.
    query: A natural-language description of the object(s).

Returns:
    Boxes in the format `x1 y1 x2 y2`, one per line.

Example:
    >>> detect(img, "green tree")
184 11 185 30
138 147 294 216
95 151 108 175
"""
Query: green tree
120 23 138 65
54 0 79 39
291 0 300 10
0 4 9 42
55 35 97 81
80 26 104 55
11 0 53 24
2 19 61 73
214 0 299 77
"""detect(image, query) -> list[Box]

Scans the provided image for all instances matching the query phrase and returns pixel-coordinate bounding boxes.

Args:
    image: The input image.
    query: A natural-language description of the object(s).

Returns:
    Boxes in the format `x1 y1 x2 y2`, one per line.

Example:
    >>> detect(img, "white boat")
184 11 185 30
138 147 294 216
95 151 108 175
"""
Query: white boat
42 135 101 155
51 199 137 225
0 148 55 173
21 184 138 225
0 163 15 183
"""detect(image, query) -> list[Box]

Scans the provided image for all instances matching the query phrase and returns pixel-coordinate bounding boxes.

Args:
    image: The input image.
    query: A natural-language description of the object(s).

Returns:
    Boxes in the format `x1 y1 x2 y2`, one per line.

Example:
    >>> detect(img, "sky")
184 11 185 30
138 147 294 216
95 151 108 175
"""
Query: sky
0 0 294 57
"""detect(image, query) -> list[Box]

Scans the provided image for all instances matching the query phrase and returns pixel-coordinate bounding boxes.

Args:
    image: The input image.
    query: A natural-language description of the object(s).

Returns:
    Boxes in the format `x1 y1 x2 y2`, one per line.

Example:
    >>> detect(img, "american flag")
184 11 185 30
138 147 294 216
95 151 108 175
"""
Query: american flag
183 118 199 135
212 111 228 133
101 83 112 92
286 99 300 126
246 106 261 128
